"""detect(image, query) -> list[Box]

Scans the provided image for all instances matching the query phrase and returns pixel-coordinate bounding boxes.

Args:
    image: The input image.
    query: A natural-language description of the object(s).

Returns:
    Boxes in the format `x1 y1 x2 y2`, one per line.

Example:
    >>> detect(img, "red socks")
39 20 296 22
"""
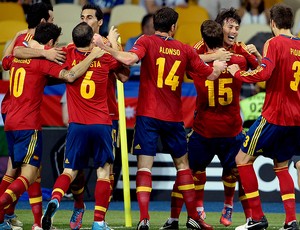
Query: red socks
275 166 296 224
237 164 264 221
136 170 152 221
94 179 110 221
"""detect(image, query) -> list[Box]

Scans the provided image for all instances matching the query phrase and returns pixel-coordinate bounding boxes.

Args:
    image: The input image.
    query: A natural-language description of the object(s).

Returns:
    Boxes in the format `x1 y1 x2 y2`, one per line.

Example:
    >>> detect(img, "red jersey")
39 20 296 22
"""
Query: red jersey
193 40 259 69
129 34 213 122
2 56 64 131
192 54 247 138
66 39 119 122
234 35 300 126
1 33 33 114
64 46 121 125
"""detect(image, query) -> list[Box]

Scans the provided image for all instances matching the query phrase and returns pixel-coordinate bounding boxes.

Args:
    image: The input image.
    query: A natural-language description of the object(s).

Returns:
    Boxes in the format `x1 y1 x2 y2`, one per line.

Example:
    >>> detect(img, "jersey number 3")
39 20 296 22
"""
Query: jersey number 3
291 61 300 91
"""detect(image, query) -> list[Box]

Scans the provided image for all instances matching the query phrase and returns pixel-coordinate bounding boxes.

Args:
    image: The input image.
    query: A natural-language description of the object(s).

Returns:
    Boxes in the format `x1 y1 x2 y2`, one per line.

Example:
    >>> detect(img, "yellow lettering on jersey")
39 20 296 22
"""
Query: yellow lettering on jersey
71 60 102 68
159 47 180 56
290 48 300 57
13 58 31 64
90 60 101 67
71 59 77 66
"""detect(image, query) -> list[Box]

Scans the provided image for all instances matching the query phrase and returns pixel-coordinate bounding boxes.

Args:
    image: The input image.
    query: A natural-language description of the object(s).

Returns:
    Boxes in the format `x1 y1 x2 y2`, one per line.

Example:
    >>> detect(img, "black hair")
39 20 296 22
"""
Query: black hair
245 0 265 15
82 3 103 21
215 7 241 26
270 3 293 29
201 20 223 49
26 2 51 29
154 7 178 33
141 13 154 28
72 22 93 48
34 23 61 45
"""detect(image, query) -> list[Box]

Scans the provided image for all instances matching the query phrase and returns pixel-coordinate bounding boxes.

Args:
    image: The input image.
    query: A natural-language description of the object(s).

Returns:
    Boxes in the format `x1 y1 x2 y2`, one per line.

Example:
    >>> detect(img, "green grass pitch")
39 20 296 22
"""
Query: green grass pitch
16 210 287 229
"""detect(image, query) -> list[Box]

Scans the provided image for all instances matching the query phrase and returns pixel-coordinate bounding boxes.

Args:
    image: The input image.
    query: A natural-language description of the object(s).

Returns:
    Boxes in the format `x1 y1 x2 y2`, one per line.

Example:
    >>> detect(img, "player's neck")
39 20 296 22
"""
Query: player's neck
155 31 172 39
276 29 293 37
76 47 91 54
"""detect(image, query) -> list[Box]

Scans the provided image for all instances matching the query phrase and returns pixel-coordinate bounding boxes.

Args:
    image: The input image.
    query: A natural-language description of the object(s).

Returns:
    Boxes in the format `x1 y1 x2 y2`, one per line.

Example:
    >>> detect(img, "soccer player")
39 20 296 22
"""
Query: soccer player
41 22 129 230
94 7 227 230
0 22 103 230
227 3 300 230
0 3 65 230
160 19 248 230
64 4 127 229
195 7 260 65
184 8 260 225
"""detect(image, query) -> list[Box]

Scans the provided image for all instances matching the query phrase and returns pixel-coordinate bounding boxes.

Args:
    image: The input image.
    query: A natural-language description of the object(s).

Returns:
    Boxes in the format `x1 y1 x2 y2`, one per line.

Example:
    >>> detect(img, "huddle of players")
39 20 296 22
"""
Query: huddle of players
1 2 299 230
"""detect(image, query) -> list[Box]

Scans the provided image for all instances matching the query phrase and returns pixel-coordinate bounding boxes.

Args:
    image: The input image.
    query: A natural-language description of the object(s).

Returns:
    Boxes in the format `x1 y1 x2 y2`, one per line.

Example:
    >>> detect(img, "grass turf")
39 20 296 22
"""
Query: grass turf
16 210 286 229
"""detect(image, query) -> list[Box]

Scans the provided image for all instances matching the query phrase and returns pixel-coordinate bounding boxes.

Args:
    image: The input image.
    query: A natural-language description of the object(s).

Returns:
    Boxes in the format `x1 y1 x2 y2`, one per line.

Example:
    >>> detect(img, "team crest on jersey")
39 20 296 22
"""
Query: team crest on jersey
65 158 70 164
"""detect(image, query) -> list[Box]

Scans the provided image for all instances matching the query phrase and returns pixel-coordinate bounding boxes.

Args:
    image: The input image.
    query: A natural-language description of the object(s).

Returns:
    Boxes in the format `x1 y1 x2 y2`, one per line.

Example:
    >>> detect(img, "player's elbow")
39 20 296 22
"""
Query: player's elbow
59 69 76 83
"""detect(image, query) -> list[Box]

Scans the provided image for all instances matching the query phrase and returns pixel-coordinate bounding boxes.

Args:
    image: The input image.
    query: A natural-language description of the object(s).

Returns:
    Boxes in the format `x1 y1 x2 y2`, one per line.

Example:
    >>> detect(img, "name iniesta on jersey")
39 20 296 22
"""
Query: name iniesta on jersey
71 60 102 67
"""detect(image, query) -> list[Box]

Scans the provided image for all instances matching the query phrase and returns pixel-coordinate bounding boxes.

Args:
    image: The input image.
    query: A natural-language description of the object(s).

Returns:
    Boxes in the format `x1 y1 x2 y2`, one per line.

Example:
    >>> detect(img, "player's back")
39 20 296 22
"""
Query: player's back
134 34 206 122
193 53 247 138
4 57 50 131
261 35 300 126
1 33 33 115
65 46 120 125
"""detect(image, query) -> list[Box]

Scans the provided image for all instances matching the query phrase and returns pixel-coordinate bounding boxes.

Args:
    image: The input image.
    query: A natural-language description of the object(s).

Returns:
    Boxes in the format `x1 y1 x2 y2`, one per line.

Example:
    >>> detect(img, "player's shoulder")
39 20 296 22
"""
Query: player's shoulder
15 33 33 47
193 39 205 50
233 41 248 50
229 53 247 69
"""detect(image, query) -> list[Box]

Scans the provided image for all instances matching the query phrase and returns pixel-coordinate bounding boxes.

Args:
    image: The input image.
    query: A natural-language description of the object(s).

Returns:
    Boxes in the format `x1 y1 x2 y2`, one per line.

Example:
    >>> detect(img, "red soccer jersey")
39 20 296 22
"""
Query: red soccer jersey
129 34 213 122
66 39 119 122
3 57 64 131
234 35 300 126
193 40 259 69
192 53 247 138
64 46 121 125
1 33 34 114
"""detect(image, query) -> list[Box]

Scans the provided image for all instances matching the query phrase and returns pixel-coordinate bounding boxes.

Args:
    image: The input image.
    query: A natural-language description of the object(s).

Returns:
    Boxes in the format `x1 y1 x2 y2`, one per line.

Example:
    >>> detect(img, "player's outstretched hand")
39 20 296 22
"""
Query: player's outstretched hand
227 64 240 76
107 26 120 43
93 33 105 49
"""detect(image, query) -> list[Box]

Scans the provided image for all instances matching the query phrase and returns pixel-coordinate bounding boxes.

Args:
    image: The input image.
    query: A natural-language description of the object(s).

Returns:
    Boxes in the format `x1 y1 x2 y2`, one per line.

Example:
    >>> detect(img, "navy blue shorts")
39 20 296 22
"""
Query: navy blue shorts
6 130 42 168
132 116 187 158
188 130 245 171
241 116 300 162
65 123 114 170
